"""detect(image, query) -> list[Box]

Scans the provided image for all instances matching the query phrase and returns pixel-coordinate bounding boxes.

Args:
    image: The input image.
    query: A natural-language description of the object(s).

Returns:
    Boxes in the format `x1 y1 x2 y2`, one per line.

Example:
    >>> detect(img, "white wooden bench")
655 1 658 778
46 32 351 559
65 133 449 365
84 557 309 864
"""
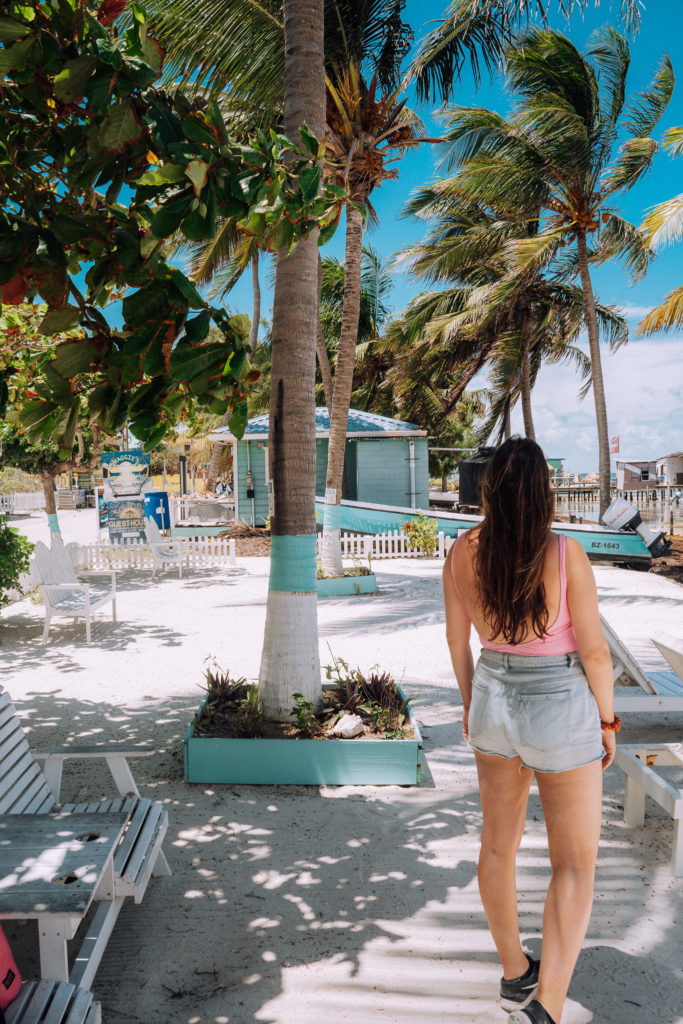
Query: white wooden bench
0 684 170 992
7 980 101 1024
615 743 683 876
144 517 189 579
32 540 117 644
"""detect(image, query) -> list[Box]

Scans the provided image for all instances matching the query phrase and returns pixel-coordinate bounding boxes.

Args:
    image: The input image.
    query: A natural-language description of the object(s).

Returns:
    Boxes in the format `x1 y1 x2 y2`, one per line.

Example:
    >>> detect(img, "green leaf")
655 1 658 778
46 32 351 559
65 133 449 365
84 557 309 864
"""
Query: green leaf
269 217 294 252
135 163 185 186
0 33 34 74
169 341 226 383
0 15 30 42
54 56 97 103
185 160 209 197
142 35 164 75
228 404 247 439
182 115 217 146
169 268 204 309
52 340 98 378
98 101 142 153
298 123 322 159
184 309 210 343
149 192 193 238
298 165 321 202
39 305 81 335
318 220 339 247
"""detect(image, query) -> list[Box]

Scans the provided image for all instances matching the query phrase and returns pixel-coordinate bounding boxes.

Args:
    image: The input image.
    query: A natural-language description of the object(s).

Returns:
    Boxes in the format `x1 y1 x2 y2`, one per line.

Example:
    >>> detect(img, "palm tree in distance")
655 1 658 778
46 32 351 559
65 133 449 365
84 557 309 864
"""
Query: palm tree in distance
638 126 683 335
394 176 627 446
438 27 673 515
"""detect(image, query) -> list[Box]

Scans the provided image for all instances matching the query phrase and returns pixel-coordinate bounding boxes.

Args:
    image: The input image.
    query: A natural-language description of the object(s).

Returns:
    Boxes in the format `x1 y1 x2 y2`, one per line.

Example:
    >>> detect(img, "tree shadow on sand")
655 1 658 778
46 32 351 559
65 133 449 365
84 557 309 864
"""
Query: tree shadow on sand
3 689 682 1024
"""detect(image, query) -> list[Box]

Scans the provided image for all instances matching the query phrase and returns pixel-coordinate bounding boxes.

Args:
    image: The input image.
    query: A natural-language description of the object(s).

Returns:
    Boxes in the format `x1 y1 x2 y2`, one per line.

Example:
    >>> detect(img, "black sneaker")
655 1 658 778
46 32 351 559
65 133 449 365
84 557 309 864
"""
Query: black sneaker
500 955 539 1011
508 999 557 1024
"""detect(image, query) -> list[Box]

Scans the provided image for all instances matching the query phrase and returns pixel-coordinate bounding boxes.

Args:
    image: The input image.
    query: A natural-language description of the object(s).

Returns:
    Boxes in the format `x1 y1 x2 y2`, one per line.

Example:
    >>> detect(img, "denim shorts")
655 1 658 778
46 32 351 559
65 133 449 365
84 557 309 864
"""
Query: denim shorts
468 650 604 773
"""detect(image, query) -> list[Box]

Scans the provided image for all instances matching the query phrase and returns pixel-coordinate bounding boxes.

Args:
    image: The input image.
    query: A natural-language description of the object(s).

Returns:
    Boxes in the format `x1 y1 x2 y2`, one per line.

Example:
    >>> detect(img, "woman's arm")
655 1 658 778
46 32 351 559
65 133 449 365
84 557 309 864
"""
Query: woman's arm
565 536 616 768
443 547 475 737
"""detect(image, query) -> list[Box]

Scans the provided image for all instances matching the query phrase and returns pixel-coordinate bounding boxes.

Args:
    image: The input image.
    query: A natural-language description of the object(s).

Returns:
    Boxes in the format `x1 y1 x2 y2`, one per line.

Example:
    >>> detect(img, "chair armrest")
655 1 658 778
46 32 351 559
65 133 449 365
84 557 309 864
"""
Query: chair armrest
34 748 152 800
78 569 116 593
34 747 153 759
41 583 90 593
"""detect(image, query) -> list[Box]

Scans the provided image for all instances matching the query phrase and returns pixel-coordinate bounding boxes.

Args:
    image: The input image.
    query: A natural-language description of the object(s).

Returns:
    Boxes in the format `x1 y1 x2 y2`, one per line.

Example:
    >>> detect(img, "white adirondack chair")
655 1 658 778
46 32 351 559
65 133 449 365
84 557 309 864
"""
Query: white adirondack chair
144 516 188 578
602 615 683 711
32 538 116 644
0 684 171 993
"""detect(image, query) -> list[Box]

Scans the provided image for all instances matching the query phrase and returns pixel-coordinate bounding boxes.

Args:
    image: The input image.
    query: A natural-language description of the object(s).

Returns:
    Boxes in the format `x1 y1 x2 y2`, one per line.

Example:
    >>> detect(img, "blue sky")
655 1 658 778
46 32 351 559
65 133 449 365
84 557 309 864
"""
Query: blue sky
204 0 683 472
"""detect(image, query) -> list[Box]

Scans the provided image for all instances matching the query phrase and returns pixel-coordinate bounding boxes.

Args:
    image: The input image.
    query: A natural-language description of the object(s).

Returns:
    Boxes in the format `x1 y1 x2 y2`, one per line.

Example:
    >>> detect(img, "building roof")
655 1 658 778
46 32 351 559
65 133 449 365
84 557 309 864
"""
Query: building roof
208 407 428 442
657 451 683 460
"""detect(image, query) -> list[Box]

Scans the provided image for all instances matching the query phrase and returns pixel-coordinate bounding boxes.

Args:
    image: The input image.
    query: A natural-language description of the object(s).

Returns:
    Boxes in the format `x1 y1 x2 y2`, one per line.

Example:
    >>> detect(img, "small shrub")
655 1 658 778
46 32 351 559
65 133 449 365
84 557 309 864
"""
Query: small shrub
0 517 34 608
194 659 265 737
290 693 323 737
323 652 412 739
402 511 438 557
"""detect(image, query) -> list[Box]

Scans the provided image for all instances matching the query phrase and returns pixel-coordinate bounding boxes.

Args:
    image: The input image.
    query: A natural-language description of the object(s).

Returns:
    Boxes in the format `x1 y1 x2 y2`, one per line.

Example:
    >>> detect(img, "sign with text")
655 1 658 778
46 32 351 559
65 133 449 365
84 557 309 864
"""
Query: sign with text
107 499 146 541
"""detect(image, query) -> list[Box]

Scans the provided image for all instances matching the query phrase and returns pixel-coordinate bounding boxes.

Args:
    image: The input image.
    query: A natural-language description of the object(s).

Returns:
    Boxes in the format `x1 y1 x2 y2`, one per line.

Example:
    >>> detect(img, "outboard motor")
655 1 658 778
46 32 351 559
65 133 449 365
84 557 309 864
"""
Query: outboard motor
602 497 672 558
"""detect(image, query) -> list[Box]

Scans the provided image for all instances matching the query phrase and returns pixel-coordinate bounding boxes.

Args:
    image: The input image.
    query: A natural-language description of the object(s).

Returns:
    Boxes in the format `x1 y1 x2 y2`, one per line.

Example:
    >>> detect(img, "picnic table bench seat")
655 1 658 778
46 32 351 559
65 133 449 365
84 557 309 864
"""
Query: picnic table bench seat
32 540 116 644
0 685 170 992
7 980 100 1024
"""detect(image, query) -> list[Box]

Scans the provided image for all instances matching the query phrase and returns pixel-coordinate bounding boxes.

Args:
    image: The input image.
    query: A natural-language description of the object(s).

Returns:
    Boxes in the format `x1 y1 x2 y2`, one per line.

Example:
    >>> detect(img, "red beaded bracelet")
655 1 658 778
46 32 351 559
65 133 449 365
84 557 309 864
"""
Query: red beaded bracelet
600 716 621 732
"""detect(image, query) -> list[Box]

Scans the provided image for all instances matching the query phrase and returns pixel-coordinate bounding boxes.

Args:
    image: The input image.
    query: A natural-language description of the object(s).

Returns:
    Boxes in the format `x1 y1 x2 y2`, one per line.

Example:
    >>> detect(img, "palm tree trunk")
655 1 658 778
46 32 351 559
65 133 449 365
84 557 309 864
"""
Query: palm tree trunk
248 252 260 363
42 469 60 535
520 350 536 440
316 253 334 411
206 254 261 492
258 0 324 720
321 203 363 576
503 403 511 441
576 233 611 519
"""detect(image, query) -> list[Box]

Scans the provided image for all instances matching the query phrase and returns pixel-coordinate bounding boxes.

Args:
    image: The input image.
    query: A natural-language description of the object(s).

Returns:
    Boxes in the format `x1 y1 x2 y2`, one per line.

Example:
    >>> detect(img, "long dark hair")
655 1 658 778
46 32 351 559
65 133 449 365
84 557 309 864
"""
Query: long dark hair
474 437 555 644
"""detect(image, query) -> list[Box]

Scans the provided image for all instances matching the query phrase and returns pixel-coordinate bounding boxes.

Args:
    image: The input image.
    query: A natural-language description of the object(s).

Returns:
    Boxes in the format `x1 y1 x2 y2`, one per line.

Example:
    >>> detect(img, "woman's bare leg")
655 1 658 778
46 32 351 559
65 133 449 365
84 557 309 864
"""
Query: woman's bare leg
534 760 602 1022
474 750 534 979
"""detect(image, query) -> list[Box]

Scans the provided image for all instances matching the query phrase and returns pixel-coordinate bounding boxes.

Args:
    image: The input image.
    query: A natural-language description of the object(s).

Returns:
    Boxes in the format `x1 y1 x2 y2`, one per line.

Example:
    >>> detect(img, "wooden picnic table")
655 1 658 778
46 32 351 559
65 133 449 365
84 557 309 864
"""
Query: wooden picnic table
0 812 129 982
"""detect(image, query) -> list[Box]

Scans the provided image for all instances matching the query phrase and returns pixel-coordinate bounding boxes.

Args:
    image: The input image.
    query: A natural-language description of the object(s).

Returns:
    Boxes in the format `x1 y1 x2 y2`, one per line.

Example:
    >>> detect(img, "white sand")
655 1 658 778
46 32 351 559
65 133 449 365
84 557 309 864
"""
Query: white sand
2 508 682 1024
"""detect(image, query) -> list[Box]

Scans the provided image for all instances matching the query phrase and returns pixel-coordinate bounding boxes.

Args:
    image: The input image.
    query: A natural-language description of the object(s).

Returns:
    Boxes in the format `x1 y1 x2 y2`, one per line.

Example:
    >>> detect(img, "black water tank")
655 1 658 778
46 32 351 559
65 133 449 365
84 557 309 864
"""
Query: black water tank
459 447 496 507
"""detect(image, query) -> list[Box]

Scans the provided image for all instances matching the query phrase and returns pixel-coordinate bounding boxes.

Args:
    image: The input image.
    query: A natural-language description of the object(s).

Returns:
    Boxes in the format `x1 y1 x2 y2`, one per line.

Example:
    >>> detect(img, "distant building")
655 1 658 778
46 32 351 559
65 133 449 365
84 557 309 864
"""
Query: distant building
656 451 683 486
208 408 429 527
616 458 658 491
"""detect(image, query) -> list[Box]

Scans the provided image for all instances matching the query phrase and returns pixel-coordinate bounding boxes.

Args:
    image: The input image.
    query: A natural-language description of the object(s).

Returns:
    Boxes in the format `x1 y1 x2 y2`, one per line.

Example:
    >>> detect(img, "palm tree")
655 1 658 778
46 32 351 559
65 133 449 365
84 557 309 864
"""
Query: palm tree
393 176 629 446
638 126 683 335
256 0 325 720
320 64 431 574
437 27 673 515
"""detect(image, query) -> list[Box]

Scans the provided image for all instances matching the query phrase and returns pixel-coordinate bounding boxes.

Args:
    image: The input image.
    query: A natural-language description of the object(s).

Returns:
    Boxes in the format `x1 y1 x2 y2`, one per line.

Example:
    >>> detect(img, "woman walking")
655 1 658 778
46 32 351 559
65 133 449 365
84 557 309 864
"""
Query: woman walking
443 438 618 1024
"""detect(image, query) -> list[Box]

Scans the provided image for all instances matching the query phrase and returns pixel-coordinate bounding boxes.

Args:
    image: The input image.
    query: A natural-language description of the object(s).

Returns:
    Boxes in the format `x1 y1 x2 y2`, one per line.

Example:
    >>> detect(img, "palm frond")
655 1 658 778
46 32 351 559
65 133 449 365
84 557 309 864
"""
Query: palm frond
637 286 683 335
640 193 683 248
601 136 658 196
663 125 683 157
592 214 653 280
622 53 674 138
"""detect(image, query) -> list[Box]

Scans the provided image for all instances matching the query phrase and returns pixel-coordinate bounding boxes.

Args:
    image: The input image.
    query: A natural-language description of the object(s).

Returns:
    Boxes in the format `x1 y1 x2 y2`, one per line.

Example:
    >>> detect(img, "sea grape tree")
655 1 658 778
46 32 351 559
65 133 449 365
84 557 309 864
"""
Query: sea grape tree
0 0 342 448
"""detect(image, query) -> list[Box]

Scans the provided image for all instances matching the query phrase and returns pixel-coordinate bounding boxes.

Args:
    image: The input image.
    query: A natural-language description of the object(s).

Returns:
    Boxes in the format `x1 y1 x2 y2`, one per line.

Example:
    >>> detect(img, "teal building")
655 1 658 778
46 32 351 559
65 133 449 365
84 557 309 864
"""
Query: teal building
208 407 429 527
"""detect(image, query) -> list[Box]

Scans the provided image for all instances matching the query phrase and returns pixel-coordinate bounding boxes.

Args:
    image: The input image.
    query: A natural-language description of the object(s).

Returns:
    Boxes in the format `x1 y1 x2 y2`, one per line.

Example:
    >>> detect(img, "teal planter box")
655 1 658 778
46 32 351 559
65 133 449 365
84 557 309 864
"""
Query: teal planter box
316 573 377 597
184 686 422 785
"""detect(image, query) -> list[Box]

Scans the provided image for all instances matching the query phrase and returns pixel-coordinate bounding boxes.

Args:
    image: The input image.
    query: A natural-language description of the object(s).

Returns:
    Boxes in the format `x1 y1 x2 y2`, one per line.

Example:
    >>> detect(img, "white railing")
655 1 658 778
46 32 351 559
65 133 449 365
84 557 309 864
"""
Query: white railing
72 536 236 570
318 530 450 559
0 492 45 514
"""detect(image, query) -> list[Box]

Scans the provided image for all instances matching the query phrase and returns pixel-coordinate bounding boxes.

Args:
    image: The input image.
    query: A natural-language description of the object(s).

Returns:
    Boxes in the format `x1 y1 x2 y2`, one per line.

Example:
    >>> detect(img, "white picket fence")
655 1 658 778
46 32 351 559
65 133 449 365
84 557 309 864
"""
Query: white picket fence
318 530 449 559
0 492 45 514
72 536 236 571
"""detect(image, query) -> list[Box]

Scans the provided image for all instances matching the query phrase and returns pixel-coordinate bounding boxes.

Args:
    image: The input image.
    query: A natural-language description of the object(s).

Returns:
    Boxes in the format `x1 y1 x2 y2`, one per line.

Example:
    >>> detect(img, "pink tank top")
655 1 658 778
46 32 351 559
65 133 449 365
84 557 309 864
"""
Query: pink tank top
450 531 578 655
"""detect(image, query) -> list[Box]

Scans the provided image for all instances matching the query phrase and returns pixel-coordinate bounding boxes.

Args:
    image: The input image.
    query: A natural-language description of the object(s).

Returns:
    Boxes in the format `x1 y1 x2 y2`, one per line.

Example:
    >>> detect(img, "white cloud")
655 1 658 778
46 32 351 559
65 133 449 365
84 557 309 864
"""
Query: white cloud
615 302 655 318
485 337 683 473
